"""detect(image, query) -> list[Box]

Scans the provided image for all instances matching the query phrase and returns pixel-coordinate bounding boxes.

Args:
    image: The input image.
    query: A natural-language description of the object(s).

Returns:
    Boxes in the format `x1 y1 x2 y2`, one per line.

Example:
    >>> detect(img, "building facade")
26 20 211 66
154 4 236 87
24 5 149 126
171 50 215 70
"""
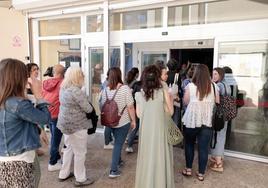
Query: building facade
13 0 268 162
0 6 28 61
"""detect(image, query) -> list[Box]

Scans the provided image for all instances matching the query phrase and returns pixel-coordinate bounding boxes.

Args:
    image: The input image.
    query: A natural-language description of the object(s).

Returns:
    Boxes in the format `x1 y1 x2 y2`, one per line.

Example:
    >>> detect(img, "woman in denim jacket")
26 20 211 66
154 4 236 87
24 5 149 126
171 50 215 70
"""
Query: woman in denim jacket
0 58 51 188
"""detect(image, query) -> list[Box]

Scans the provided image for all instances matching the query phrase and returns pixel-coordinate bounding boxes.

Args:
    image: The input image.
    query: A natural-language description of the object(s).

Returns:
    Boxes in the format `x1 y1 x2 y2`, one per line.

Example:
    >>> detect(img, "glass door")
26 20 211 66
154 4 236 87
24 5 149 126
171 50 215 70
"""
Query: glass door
218 40 268 160
88 48 104 122
141 51 167 70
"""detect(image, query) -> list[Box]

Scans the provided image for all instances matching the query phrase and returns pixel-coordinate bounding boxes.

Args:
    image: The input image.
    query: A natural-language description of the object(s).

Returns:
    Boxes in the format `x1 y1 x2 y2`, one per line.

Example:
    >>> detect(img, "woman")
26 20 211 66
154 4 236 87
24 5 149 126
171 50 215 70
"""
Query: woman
182 64 219 181
125 67 140 153
126 67 139 88
100 67 136 178
157 60 182 131
26 63 41 98
135 65 174 188
57 67 94 186
0 58 50 188
210 67 231 172
26 63 48 157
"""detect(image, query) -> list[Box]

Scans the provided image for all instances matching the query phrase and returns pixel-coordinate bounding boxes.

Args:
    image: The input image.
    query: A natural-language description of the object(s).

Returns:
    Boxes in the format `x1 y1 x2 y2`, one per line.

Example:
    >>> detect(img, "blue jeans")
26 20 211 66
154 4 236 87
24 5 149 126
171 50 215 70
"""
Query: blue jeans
210 122 228 157
104 127 113 145
110 123 130 172
184 126 212 174
49 118 63 165
127 119 139 147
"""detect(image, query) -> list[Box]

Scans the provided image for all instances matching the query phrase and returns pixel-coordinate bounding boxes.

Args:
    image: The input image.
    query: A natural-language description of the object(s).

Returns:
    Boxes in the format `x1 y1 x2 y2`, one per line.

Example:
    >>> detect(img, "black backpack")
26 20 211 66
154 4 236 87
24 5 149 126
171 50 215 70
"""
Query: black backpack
86 103 99 135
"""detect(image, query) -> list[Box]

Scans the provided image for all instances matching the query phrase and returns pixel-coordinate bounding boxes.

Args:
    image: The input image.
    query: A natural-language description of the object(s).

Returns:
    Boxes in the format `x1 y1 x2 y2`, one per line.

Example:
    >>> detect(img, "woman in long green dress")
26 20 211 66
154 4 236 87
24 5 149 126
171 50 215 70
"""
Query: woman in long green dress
135 65 175 188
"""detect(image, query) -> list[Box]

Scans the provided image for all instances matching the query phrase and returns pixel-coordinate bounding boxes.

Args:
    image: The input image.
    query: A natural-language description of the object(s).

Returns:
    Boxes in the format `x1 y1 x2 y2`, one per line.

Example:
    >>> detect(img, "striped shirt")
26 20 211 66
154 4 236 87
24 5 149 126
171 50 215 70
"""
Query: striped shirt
100 85 134 128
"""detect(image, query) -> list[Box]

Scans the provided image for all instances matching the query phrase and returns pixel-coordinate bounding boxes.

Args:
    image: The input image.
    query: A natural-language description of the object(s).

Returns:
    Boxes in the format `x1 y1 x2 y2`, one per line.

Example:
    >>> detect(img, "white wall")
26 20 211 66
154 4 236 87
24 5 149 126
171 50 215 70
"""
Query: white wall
0 8 28 62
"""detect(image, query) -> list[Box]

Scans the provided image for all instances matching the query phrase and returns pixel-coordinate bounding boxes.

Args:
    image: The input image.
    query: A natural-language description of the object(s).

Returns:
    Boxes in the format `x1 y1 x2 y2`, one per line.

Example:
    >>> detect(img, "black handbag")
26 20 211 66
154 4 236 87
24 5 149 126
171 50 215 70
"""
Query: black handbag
211 83 225 149
86 103 98 135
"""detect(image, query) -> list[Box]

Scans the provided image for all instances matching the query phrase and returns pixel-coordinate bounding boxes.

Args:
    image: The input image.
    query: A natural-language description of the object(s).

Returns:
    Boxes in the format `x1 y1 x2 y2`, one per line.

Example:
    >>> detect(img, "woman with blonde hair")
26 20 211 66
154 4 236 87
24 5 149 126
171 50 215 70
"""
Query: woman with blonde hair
182 64 219 181
57 67 94 186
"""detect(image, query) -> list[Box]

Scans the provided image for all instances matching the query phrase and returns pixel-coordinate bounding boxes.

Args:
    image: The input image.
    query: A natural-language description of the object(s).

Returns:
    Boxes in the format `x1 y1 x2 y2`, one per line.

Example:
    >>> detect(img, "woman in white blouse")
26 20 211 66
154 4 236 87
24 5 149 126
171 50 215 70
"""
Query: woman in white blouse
181 64 219 181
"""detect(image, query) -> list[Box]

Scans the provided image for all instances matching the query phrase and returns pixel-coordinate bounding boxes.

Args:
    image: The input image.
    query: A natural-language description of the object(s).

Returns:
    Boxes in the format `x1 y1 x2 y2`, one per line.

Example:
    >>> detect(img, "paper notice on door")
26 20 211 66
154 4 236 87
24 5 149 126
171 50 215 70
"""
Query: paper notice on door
70 62 80 67
59 61 66 67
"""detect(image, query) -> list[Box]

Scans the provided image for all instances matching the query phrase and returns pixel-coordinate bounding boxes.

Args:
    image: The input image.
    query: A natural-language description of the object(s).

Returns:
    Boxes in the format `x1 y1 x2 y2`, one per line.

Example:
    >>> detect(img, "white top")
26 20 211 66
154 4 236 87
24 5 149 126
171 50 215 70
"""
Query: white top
0 150 36 163
182 83 217 128
100 85 134 128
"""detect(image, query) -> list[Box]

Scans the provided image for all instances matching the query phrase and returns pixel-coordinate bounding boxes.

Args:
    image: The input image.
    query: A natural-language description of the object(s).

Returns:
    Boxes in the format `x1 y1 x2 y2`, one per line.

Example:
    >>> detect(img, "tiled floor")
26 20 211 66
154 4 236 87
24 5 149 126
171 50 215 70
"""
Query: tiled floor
39 133 268 188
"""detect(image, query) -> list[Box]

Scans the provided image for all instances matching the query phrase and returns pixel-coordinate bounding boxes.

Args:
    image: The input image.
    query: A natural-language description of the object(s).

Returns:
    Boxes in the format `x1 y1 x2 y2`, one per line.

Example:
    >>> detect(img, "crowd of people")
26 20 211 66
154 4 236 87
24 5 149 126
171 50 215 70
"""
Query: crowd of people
0 57 235 187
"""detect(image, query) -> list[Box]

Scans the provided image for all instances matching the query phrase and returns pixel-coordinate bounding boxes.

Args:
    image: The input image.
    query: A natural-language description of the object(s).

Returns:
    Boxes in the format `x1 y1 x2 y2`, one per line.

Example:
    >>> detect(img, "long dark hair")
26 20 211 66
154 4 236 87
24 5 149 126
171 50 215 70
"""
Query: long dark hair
26 63 38 77
213 67 225 82
192 64 212 101
126 67 139 85
141 65 162 101
0 58 28 107
108 67 123 90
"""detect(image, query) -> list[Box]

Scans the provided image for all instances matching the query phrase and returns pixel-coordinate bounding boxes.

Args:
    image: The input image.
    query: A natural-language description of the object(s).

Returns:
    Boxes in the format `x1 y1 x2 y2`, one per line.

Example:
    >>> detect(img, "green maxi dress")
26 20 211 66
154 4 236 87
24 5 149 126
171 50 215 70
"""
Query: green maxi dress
135 89 175 188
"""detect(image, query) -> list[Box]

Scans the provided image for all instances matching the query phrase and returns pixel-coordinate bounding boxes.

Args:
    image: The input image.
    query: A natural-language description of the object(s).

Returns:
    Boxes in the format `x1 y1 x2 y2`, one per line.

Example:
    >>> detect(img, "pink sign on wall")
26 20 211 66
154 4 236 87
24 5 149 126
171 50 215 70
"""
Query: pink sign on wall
12 36 22 47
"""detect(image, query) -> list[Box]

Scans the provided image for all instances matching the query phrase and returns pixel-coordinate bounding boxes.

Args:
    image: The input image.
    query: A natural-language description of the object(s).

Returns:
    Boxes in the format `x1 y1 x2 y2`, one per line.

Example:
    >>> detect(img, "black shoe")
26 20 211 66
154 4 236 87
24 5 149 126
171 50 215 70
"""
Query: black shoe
109 170 121 178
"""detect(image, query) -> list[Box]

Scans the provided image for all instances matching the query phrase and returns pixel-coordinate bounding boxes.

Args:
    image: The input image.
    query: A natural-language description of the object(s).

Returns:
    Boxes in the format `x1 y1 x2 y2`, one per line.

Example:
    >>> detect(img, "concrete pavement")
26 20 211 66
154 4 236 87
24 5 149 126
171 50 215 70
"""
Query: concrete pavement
39 133 268 188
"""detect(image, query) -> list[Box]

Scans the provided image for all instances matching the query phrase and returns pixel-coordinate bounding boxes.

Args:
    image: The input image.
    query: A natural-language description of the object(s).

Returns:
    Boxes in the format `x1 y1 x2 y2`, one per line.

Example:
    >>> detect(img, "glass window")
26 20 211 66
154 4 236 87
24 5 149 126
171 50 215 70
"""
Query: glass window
110 12 121 31
40 39 81 80
89 48 103 122
87 15 103 32
109 48 120 68
125 43 133 76
141 52 167 70
168 4 205 26
218 40 268 157
207 0 268 23
110 8 163 31
39 17 81 36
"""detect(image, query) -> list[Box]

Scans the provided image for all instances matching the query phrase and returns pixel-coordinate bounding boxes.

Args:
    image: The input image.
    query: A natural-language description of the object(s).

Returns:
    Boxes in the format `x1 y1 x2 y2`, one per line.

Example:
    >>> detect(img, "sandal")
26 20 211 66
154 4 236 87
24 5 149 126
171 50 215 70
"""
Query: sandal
196 172 204 181
182 168 192 176
209 157 217 163
210 162 223 172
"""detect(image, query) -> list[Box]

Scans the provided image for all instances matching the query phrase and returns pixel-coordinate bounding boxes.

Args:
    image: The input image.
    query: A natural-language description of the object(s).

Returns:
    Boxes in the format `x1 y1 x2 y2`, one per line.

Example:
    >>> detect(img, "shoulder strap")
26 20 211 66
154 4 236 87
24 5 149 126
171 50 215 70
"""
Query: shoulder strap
120 105 127 115
174 73 179 84
105 88 109 101
212 82 216 102
112 85 123 100
221 82 227 96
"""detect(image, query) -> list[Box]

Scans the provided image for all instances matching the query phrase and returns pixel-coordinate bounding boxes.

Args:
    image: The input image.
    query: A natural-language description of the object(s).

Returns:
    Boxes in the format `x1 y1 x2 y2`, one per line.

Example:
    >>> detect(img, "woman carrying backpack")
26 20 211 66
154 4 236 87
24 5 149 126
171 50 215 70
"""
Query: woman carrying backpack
210 67 231 172
125 67 140 153
100 67 136 178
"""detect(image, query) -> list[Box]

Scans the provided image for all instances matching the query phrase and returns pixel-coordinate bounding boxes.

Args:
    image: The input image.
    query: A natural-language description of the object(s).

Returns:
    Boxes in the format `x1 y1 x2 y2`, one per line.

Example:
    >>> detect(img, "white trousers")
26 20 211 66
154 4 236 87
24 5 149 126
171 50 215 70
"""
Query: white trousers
59 129 88 182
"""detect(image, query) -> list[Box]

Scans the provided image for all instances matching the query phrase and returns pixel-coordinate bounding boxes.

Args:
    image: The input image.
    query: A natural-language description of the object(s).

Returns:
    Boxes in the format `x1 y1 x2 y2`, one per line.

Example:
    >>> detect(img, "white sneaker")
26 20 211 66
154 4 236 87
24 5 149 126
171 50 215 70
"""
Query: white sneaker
104 143 114 150
125 147 133 153
44 125 50 132
48 162 62 172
